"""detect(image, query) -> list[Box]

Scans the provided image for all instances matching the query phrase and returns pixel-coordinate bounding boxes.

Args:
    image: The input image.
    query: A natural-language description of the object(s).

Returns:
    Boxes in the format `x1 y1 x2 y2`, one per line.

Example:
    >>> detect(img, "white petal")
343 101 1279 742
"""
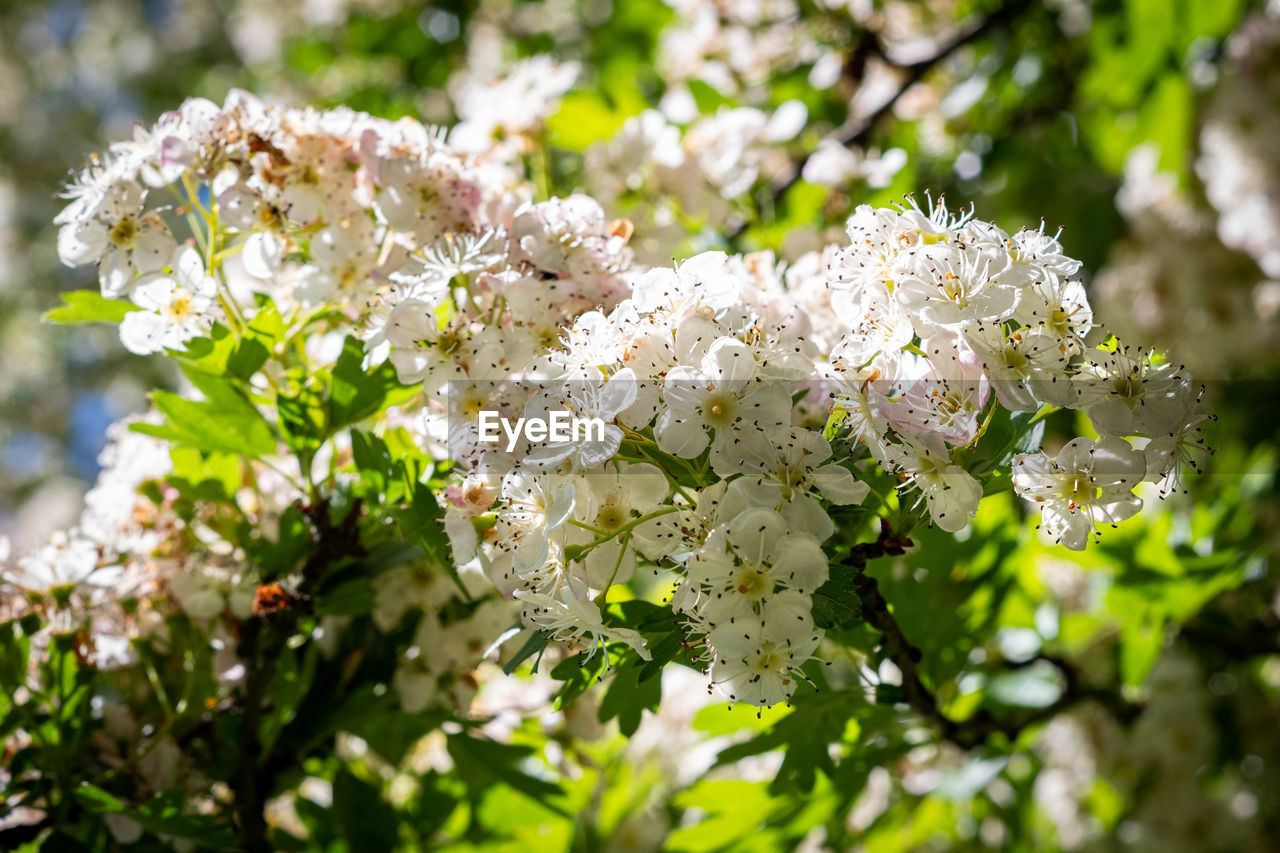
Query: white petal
57 220 108 267
707 337 754 384
600 368 638 417
1089 437 1146 486
99 247 135 298
811 464 869 505
654 409 709 458
779 495 835 542
769 535 828 592
728 508 786 563
133 227 175 274
118 311 167 355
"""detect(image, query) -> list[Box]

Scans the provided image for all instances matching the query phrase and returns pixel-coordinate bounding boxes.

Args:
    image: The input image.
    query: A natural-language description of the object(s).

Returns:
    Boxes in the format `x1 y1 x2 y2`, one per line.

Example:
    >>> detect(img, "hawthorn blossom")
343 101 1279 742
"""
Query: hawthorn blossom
496 471 576 576
3 533 121 595
44 97 1208 716
1012 437 1147 550
657 338 789 457
515 576 652 663
570 463 670 588
1072 343 1187 436
709 614 822 707
712 427 869 540
877 435 983 533
118 246 219 355
57 178 175 297
685 508 828 629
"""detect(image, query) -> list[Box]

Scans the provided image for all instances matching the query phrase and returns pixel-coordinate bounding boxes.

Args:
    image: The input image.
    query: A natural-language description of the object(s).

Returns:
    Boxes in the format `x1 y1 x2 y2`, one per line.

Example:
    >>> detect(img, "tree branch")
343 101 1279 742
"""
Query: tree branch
231 497 366 852
736 0 1037 238
1180 619 1280 658
849 523 1143 750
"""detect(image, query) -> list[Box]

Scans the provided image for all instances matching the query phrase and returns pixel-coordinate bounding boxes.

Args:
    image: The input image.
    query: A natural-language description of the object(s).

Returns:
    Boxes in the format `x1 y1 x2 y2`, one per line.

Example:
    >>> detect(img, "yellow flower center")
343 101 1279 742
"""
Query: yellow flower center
1065 476 1097 509
595 504 629 531
733 562 770 599
108 216 139 247
703 392 738 429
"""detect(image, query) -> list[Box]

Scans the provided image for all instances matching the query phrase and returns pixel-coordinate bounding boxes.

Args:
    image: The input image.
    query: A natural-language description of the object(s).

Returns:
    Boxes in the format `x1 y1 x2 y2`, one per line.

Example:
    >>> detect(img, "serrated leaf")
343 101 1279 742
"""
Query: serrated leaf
169 323 239 377
328 336 409 431
135 385 277 458
811 564 862 629
550 651 608 708
42 290 140 325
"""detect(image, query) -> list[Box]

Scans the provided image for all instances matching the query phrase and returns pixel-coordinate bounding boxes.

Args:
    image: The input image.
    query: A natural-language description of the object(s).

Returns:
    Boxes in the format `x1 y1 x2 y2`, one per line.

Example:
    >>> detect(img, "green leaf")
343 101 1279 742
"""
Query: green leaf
134 383 277 458
667 780 779 852
686 79 731 114
167 447 242 504
74 786 239 850
611 600 695 680
503 630 551 675
42 290 139 326
332 770 400 853
328 336 410 431
547 91 633 152
391 481 460 594
277 380 328 455
350 430 391 495
170 323 239 376
598 658 662 736
550 651 608 708
811 563 863 629
713 693 856 794
261 644 320 753
314 576 375 617
446 732 567 811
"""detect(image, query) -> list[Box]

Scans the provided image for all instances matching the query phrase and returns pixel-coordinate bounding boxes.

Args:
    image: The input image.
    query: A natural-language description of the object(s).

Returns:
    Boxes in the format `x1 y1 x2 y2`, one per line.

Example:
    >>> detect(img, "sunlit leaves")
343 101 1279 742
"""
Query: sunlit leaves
42 289 140 326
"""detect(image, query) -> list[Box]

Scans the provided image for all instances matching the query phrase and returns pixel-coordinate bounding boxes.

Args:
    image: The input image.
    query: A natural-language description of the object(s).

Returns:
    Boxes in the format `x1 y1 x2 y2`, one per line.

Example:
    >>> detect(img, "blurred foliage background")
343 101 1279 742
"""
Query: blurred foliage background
2 0 1279 849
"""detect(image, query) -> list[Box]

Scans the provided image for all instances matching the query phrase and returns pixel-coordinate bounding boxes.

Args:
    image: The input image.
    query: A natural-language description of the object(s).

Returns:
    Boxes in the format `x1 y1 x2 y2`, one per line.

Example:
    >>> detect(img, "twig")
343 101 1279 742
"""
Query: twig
733 0 1036 239
231 497 366 852
1180 619 1280 659
232 619 269 853
848 522 1143 749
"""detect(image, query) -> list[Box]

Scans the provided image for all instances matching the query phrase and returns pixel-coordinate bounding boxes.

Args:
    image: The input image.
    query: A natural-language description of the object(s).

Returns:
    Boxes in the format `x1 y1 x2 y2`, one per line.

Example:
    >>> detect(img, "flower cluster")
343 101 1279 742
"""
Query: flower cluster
403 196 1210 705
27 93 584 713
54 90 527 354
17 96 1210 716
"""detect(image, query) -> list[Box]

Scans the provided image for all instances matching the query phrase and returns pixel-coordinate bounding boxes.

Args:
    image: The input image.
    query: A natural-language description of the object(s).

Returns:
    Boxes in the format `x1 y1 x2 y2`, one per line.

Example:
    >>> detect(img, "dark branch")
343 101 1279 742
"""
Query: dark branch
231 497 365 852
849 523 1143 750
734 0 1036 238
1180 619 1280 658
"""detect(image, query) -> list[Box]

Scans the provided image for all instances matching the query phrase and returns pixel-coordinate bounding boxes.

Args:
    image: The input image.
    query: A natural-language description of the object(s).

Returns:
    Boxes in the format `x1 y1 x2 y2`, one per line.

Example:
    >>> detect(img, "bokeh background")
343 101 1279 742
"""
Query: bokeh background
3 0 1279 849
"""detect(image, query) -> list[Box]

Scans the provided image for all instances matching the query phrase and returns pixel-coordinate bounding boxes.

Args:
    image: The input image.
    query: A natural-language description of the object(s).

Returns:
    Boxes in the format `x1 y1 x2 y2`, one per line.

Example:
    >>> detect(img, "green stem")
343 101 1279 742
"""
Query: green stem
572 506 678 561
568 518 608 536
594 532 631 610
